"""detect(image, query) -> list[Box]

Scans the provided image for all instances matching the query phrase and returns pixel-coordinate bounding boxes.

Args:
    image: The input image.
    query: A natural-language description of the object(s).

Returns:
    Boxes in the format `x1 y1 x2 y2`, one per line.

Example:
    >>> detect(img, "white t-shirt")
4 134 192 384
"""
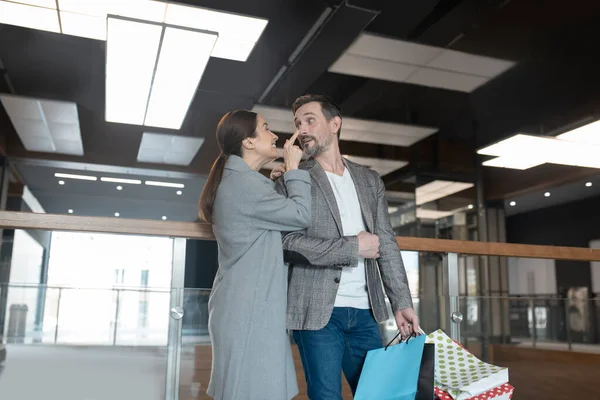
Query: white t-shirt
325 168 370 309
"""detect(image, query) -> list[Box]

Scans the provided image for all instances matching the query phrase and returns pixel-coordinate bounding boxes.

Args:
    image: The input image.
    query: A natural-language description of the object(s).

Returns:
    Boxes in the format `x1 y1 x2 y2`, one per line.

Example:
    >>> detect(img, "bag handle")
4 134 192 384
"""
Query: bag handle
384 327 426 351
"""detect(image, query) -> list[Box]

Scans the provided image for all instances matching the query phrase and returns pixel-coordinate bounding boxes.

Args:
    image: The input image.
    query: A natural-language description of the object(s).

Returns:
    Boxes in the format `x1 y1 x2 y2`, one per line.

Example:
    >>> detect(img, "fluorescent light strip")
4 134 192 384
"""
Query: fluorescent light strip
105 17 163 126
100 177 142 184
145 180 185 188
55 173 97 181
144 27 217 129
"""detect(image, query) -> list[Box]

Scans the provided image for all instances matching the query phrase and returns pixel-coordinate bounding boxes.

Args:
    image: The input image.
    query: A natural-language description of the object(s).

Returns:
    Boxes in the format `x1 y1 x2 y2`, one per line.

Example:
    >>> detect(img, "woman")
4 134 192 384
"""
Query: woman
198 110 311 400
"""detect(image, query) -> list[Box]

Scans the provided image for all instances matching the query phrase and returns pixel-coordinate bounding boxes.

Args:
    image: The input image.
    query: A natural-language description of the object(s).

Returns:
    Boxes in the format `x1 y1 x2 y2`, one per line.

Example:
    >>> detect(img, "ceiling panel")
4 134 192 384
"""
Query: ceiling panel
0 94 83 156
253 105 437 147
328 32 516 93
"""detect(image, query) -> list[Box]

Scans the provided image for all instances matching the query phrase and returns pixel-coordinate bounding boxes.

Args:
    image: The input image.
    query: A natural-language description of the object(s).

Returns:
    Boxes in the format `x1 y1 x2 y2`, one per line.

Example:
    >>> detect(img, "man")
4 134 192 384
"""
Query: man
273 94 419 399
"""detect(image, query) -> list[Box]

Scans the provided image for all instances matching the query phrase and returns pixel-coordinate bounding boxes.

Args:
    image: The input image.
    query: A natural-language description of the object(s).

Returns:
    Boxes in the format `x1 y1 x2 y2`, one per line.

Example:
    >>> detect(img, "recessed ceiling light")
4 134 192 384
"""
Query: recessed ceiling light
467 204 474 209
176 190 182 195
509 201 516 206
145 180 185 188
55 172 97 181
544 192 551 197
101 177 142 184
59 180 65 185
162 216 167 220
68 209 73 214
116 185 123 190
114 212 120 217
586 182 592 187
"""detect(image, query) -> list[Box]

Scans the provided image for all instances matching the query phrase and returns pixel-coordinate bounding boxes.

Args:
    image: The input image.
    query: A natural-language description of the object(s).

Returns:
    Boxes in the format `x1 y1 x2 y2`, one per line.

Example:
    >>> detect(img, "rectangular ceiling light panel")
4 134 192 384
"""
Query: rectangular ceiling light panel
60 11 108 40
0 1 60 33
479 133 600 170
164 2 268 61
0 94 83 155
2 1 267 62
416 180 474 206
58 0 167 21
144 27 217 129
137 132 205 166
251 105 438 147
105 17 162 126
329 33 516 93
557 120 600 145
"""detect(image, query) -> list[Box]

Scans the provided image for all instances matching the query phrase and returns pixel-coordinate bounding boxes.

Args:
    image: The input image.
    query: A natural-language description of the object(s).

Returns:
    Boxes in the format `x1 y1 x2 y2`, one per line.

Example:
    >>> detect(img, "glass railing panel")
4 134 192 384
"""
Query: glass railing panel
0 226 178 400
178 288 211 400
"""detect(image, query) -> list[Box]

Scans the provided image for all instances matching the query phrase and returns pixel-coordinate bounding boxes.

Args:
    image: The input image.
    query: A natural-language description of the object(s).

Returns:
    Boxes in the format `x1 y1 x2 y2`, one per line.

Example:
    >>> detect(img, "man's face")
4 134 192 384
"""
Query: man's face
293 101 335 158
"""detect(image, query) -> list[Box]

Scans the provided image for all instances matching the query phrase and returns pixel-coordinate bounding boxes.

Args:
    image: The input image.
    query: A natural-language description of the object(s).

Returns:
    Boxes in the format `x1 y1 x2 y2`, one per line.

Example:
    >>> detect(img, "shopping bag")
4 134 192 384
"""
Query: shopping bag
416 340 435 400
426 330 509 400
354 333 427 400
435 383 514 400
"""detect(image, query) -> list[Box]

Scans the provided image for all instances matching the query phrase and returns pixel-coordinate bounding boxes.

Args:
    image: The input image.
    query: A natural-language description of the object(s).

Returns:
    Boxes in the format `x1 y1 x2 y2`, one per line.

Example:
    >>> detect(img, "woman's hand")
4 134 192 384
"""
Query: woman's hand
283 130 303 171
270 164 286 180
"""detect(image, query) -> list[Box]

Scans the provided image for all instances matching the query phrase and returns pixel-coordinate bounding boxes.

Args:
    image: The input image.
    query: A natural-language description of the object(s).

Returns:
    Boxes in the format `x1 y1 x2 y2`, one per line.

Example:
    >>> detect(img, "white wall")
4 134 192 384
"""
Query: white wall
591 239 600 294
508 257 557 295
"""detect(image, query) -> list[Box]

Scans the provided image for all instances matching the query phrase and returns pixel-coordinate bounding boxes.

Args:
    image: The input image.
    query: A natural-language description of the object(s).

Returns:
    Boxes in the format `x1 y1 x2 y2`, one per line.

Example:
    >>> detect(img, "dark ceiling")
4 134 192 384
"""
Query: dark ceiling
1 0 599 222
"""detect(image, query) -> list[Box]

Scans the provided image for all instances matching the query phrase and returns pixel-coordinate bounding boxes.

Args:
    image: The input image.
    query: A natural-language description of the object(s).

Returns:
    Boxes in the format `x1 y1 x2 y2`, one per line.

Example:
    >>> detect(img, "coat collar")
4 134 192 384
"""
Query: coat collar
224 155 273 185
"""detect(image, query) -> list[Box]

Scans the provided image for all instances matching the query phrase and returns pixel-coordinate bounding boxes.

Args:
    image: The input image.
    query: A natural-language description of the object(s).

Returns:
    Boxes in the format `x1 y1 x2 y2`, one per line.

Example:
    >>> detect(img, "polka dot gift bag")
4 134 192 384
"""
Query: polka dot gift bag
425 330 510 400
435 383 514 400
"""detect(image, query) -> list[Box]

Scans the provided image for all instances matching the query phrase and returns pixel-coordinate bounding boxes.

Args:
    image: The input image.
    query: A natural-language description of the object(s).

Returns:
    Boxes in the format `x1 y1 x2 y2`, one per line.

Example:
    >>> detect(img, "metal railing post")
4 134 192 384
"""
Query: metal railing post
113 289 121 345
165 237 186 400
54 287 62 344
530 298 537 348
443 252 462 341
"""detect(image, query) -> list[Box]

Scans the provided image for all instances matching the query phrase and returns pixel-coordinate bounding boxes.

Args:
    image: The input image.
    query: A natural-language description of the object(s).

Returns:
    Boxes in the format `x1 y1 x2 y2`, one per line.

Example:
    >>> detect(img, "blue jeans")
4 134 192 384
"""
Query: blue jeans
292 307 383 400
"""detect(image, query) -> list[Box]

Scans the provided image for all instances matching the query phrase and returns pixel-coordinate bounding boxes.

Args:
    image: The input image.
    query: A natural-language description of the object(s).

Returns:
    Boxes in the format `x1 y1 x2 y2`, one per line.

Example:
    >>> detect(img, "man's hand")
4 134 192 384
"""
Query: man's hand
357 231 379 259
395 308 420 338
270 164 286 180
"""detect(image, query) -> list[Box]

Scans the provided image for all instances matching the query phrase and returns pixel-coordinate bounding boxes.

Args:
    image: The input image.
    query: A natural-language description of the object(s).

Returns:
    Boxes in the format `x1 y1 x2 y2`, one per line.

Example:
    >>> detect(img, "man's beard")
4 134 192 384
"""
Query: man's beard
302 135 330 158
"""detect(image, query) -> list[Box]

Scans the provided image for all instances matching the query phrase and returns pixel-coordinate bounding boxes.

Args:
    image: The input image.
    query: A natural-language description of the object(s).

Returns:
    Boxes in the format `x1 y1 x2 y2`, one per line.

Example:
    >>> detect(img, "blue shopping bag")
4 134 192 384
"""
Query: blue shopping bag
354 333 427 400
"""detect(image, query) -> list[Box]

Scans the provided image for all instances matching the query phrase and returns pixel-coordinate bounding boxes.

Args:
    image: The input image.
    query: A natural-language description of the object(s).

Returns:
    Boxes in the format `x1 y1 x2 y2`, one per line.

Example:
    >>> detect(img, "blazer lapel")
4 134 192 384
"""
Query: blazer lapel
308 161 344 235
345 161 375 233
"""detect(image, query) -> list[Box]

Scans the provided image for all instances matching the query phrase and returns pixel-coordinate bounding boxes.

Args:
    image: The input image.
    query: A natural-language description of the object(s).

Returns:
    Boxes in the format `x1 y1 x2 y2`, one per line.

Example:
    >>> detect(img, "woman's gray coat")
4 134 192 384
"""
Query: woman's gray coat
206 155 311 400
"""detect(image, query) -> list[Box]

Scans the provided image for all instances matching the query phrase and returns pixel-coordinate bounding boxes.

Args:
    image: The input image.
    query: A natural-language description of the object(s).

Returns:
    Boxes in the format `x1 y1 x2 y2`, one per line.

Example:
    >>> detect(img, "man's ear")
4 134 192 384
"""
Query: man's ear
330 116 342 136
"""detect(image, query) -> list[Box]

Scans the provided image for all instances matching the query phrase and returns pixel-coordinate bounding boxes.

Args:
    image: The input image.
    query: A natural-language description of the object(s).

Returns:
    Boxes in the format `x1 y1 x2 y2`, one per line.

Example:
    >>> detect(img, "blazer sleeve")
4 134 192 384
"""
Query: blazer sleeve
274 175 360 268
250 169 312 231
373 175 414 312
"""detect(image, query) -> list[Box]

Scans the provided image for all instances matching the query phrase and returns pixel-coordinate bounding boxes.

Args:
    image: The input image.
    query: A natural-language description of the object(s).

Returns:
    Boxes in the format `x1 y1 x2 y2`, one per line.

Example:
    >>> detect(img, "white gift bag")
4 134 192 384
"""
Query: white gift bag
426 330 509 400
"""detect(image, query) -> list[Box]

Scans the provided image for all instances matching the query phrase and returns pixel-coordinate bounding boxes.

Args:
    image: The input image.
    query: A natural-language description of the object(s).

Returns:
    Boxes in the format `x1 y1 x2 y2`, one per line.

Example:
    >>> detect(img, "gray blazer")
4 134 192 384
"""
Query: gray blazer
276 158 413 331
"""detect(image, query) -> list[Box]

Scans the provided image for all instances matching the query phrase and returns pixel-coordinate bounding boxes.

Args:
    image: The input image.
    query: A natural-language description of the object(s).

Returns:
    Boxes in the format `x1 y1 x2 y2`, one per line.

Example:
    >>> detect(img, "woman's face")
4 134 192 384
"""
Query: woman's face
250 114 279 161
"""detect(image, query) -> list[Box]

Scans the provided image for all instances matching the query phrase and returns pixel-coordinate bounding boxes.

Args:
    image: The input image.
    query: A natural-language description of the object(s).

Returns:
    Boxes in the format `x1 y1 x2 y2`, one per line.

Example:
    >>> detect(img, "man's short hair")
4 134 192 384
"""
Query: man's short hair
292 94 343 137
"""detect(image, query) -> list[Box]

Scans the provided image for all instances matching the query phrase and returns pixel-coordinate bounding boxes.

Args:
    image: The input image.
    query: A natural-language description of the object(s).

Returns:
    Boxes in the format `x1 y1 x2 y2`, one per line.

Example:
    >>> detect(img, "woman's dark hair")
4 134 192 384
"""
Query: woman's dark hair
198 110 258 223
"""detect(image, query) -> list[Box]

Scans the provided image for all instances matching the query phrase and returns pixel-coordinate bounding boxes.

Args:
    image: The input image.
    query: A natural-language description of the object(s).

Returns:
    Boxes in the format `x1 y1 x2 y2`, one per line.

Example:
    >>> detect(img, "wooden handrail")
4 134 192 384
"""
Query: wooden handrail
1 211 600 261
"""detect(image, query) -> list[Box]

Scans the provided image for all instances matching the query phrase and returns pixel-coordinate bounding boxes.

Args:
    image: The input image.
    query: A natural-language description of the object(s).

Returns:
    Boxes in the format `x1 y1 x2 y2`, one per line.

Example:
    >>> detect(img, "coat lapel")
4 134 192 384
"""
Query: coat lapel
308 160 344 235
345 160 375 233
